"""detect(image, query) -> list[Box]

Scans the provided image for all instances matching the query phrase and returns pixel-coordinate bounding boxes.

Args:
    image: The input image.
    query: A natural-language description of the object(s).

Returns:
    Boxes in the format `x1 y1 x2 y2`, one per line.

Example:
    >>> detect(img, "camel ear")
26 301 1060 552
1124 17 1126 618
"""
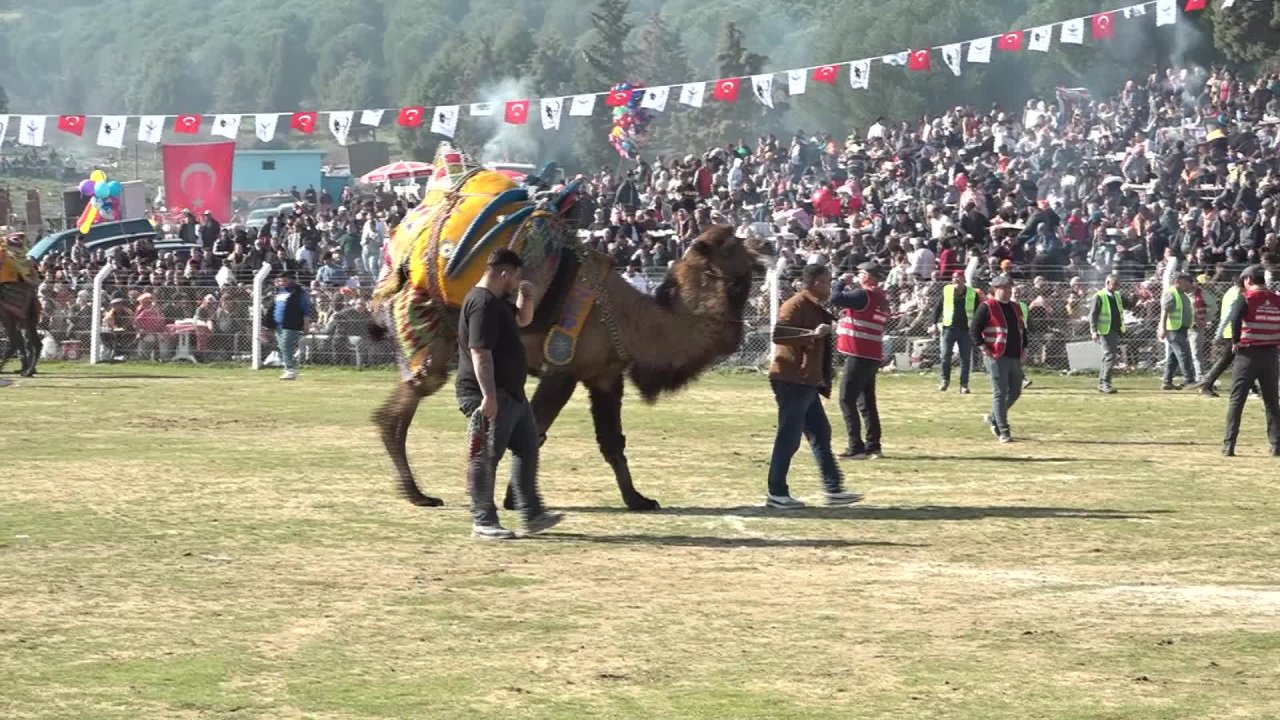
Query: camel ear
689 240 712 256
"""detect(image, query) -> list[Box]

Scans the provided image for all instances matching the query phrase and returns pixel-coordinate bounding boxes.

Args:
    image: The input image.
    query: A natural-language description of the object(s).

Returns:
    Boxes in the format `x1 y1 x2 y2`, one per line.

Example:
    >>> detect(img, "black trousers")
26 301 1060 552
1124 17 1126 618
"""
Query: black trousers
1202 338 1236 390
839 354 881 453
1223 346 1280 452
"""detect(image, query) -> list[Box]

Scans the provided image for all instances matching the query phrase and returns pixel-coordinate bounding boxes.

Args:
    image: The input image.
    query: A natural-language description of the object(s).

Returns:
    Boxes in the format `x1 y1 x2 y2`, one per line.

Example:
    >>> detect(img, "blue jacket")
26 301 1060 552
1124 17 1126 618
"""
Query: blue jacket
270 283 313 331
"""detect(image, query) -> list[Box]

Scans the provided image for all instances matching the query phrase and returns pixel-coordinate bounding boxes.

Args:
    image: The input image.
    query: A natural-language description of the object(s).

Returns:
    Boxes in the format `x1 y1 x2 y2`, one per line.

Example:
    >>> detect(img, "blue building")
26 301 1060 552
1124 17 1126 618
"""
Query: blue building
232 150 325 195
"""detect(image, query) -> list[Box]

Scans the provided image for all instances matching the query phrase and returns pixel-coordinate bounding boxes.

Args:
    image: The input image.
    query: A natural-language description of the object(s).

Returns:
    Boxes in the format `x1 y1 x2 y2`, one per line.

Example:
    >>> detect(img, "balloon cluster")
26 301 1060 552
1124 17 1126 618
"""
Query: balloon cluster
77 170 123 233
608 81 654 159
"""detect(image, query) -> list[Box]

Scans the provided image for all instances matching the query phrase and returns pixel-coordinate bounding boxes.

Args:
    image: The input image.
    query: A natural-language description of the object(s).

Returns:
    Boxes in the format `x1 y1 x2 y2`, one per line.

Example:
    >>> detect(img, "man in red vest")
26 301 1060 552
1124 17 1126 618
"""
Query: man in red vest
970 274 1028 443
834 261 890 460
1221 265 1280 457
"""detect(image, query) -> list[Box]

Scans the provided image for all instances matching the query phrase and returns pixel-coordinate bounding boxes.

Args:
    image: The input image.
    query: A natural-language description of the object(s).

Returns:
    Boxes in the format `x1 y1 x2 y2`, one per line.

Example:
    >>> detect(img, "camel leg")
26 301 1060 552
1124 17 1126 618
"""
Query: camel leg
503 369 578 511
20 315 39 377
587 375 659 512
372 381 444 508
0 320 14 374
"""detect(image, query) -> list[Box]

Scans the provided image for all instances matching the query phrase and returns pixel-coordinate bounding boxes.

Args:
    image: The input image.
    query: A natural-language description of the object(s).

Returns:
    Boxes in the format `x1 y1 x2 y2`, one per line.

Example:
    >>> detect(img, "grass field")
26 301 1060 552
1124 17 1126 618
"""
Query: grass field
2 365 1278 720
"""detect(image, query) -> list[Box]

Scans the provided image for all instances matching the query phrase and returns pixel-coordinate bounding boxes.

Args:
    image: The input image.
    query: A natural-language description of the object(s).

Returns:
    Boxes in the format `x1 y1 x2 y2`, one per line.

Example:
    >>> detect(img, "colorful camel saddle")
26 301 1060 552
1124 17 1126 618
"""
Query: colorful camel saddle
374 143 600 378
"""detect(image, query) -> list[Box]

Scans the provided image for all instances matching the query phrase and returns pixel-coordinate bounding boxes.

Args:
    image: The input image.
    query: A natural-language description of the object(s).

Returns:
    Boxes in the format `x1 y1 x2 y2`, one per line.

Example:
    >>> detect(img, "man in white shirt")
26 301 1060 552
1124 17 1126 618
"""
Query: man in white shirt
623 265 651 294
908 238 936 279
867 117 887 141
361 215 387 274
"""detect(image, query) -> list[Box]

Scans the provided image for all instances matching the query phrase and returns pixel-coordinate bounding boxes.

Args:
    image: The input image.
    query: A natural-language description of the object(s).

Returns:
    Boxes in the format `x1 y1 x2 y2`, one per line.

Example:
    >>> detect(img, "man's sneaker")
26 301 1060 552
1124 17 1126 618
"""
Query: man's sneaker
959 386 971 395
1200 387 1219 398
825 490 865 506
983 414 999 436
1186 381 1203 391
867 450 884 460
999 434 1014 444
842 451 868 461
766 494 806 510
938 382 950 392
523 512 563 535
472 524 516 540
1022 378 1034 389
836 449 858 459
1099 386 1117 394
280 371 297 381
1161 384 1182 391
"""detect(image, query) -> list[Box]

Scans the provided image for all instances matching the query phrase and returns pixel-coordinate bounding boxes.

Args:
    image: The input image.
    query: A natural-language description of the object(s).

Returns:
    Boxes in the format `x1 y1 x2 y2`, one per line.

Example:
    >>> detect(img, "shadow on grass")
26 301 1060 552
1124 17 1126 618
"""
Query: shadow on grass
1052 439 1216 447
26 373 193 380
905 455 1102 463
561 505 1172 521
532 532 926 549
24 384 146 391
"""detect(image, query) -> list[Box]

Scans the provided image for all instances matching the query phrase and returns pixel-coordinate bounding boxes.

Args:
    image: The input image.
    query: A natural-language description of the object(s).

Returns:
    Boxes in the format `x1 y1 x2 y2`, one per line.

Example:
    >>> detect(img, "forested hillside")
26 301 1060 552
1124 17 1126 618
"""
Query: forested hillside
0 0 1275 169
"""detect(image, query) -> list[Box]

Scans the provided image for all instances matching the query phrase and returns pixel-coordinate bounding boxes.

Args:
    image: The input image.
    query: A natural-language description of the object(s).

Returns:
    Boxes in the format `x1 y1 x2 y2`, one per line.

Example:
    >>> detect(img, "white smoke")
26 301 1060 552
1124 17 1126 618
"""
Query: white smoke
476 77 540 165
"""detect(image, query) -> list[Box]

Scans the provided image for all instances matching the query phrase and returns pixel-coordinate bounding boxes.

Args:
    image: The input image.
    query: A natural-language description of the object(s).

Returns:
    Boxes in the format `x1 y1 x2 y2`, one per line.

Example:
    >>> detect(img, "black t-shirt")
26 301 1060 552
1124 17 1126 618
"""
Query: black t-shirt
455 286 527 405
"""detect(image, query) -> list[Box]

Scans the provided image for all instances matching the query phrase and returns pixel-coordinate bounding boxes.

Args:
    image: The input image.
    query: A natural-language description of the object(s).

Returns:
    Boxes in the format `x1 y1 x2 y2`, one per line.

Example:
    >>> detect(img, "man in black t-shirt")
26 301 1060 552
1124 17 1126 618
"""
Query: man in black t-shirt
456 249 563 540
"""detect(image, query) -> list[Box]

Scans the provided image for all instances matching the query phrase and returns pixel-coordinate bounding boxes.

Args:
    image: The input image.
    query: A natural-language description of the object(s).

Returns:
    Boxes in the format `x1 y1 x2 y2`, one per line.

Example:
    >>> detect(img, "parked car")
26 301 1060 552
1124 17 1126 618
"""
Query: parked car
26 219 161 262
244 208 277 232
247 193 295 212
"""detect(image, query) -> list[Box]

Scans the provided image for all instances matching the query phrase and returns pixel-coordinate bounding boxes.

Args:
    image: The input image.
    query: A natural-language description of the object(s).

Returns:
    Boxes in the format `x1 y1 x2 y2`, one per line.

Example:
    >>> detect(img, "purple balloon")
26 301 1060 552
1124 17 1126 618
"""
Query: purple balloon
80 179 96 197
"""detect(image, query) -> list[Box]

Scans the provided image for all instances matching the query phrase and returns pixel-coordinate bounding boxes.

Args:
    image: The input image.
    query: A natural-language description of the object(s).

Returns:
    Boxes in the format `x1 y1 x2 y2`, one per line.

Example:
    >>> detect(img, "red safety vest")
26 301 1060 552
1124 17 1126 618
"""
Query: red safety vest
1238 289 1280 348
836 286 889 360
1192 289 1207 329
980 298 1026 360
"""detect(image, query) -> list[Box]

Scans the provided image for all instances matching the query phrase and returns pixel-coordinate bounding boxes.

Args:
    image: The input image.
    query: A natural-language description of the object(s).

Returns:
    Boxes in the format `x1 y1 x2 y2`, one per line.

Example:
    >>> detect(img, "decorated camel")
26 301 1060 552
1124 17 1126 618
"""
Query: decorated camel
370 144 767 511
0 233 40 376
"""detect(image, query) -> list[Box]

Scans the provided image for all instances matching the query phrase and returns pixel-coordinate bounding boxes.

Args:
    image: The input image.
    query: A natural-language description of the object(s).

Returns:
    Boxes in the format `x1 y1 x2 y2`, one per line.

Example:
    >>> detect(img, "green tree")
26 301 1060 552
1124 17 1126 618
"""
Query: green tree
688 22 780 151
576 0 634 170
492 18 537 73
257 28 315 111
0 82 7 114
1212 0 1280 64
525 31 576 97
125 39 209 114
631 13 698 156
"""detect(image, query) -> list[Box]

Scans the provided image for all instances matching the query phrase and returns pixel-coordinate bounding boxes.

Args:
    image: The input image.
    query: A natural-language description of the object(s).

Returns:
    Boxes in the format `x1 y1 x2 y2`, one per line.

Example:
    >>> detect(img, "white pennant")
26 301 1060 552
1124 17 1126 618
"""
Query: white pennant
1061 18 1085 44
255 114 279 143
640 86 669 112
137 115 164 144
469 103 494 117
0 116 8 148
1029 25 1052 52
882 52 908 66
1221 0 1237 7
1156 0 1177 25
569 94 596 117
941 44 963 77
328 111 354 145
18 115 46 147
787 69 807 96
849 60 871 90
359 109 384 127
751 74 775 109
1124 4 1147 18
211 114 241 140
679 82 705 108
968 37 993 64
431 105 459 137
96 116 127 149
540 97 563 130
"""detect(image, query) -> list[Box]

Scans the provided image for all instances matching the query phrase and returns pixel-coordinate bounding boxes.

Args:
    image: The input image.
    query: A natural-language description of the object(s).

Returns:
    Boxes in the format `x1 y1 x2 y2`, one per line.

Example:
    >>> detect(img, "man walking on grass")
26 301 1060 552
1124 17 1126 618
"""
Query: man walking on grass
1090 274 1125 394
265 270 313 381
455 249 562 539
1159 272 1198 391
971 275 1027 443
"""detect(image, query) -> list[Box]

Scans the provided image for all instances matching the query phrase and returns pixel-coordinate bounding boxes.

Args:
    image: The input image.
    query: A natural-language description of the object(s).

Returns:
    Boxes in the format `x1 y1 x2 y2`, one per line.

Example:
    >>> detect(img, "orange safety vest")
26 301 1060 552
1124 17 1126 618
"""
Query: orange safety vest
836 286 888 360
980 298 1026 360
1238 289 1280 348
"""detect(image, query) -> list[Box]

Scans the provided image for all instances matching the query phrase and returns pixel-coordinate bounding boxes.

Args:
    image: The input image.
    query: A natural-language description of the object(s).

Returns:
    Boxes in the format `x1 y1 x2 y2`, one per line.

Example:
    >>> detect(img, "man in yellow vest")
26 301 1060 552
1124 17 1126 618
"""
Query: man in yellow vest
1158 272 1198 391
933 270 980 394
1195 275 1245 398
1089 274 1125 394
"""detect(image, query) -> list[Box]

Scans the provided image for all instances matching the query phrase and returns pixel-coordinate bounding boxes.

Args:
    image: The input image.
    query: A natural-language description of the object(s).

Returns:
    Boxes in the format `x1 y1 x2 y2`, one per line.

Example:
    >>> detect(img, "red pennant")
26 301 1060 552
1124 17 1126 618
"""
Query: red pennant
907 49 931 72
996 31 1024 51
504 100 529 125
1185 0 1206 10
605 90 632 107
712 78 741 103
397 106 425 127
1092 12 1115 40
56 115 86 136
174 114 202 134
290 111 317 134
812 65 838 84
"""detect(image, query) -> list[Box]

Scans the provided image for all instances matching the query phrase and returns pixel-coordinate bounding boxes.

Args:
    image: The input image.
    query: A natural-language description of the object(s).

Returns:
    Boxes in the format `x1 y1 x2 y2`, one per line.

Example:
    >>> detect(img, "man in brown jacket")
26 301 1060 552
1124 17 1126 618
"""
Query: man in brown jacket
765 264 866 509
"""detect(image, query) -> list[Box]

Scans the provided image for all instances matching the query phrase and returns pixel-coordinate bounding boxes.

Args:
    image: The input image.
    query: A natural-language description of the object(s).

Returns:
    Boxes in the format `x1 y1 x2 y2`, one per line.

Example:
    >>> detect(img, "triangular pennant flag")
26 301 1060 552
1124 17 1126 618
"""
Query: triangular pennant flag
849 60 871 90
359 109 384 127
1155 0 1177 24
640 86 669 112
569 95 596 117
397 106 425 127
0 116 8 148
968 38 993 64
679 82 705 108
18 116 46 147
255 114 279 143
712 78 741 103
941 44 963 77
907 49 931 72
96 116 127 149
540 97 563 130
504 100 529 125
1061 18 1085 44
211 114 241 140
290 111 317 134
751 74 774 108
1222 0 1237 7
812 64 838 85
996 31 1024 52
174 114 202 135
787 70 807 96
882 52 908 66
431 105 459 137
1092 12 1116 39
1185 0 1205 11
1123 4 1147 19
1028 25 1052 52
470 102 495 117
137 115 164 144
57 115 86 137
605 89 632 107
329 111 354 145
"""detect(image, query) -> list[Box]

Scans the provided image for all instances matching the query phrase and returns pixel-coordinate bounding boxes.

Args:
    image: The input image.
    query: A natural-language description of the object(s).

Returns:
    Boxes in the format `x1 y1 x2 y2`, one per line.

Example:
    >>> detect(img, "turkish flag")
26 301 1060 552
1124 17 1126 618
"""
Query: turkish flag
1092 12 1115 40
504 100 530 125
397 106 425 127
605 90 631 107
907 49 931 72
57 115 86 136
174 114 202 134
812 65 838 84
712 78 741 103
996 31 1024 51
290 111 317 134
1185 0 1205 10
162 141 235 223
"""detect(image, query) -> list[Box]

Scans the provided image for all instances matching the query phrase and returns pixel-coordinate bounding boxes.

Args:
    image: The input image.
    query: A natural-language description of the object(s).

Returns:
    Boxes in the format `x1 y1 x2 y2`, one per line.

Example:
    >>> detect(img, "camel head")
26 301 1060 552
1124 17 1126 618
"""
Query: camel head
656 225 770 314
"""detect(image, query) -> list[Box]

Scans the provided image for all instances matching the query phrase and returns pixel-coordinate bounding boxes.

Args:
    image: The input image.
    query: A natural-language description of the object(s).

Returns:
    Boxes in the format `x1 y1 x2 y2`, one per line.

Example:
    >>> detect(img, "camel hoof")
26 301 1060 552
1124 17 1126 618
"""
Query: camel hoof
626 497 661 512
502 497 516 511
408 494 444 508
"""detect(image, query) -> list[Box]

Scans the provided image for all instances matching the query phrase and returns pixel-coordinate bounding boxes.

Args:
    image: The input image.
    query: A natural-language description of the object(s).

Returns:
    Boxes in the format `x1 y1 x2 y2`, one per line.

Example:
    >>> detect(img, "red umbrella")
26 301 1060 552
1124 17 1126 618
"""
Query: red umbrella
359 161 434 184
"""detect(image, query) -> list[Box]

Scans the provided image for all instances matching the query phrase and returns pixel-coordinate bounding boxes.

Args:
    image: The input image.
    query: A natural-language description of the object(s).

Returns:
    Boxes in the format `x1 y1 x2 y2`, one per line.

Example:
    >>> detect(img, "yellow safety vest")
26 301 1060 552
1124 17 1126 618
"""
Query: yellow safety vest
940 285 978 327
1095 290 1125 335
1165 288 1185 331
1221 287 1241 340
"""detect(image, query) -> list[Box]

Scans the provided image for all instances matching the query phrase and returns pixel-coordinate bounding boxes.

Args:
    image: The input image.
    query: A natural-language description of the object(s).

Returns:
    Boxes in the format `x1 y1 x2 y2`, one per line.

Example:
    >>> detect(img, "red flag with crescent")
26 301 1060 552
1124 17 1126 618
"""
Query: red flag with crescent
1091 12 1115 40
907 49 931 72
57 115 86 136
1184 0 1205 10
174 114 202 134
812 65 838 84
290 111 318 134
712 78 741 103
162 141 235 223
397 106 425 127
504 100 530 125
996 31 1024 51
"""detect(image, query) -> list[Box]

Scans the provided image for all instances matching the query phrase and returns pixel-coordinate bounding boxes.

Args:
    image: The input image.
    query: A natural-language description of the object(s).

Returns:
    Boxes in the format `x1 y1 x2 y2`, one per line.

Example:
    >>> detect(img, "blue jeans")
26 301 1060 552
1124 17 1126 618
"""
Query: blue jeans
940 326 972 387
767 379 844 497
985 355 1023 436
276 328 301 372
1162 328 1196 385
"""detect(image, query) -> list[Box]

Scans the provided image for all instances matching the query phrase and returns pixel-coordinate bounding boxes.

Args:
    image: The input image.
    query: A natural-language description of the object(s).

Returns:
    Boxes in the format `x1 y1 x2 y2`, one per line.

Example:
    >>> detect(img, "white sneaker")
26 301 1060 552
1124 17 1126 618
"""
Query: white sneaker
765 494 806 510
825 490 865 506
280 371 297 381
472 524 516 540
